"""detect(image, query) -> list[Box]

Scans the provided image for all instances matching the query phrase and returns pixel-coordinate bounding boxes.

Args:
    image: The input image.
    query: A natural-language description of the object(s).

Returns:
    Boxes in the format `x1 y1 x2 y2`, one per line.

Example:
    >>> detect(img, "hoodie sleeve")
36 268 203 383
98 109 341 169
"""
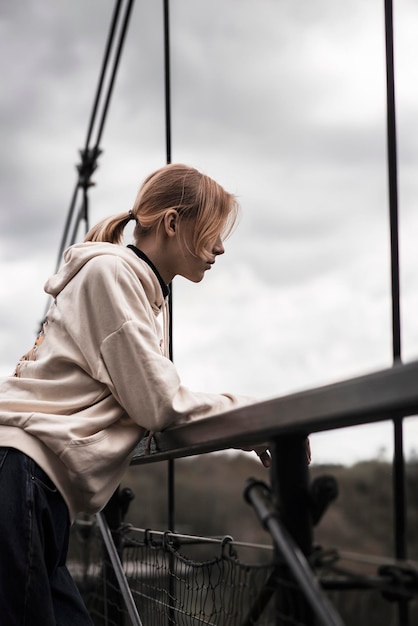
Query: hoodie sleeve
99 320 253 432
88 257 254 432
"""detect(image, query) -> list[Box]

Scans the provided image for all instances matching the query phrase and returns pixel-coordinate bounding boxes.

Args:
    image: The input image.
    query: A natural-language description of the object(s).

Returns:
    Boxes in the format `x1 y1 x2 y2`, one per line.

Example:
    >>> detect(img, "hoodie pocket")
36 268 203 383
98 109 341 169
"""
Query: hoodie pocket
59 422 143 514
60 431 109 475
59 427 134 490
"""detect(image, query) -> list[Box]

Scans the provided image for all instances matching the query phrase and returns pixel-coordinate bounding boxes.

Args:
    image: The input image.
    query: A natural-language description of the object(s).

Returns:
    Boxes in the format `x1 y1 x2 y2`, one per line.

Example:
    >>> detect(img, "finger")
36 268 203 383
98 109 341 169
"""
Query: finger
306 437 312 465
257 449 271 468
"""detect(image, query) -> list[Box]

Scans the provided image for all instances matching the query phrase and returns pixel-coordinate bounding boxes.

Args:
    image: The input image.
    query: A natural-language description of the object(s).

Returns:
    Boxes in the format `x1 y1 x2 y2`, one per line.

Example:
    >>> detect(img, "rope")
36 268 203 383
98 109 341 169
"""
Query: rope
39 0 135 331
54 0 135 272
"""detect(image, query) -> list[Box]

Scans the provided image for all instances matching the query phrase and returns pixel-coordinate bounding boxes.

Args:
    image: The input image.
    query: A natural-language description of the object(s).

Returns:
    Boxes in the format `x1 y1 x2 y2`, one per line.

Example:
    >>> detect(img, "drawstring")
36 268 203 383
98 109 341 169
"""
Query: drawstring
146 296 170 456
161 298 170 358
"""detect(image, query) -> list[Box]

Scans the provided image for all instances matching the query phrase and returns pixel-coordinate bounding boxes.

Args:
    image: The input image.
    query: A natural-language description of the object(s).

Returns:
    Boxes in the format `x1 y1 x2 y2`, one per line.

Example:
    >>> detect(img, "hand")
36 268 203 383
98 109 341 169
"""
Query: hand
243 438 311 468
254 446 271 468
306 437 312 465
240 444 271 468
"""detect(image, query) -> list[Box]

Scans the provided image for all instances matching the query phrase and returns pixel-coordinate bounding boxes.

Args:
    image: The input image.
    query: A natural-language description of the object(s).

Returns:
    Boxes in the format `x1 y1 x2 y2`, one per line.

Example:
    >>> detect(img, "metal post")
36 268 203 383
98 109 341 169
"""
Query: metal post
270 435 312 556
269 435 314 624
102 489 127 625
244 476 344 626
97 509 143 626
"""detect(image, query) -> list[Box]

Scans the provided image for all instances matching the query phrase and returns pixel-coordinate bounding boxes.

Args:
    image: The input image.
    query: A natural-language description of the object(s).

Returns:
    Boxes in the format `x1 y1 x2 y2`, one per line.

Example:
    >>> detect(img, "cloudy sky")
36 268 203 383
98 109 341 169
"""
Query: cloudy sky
1 0 418 465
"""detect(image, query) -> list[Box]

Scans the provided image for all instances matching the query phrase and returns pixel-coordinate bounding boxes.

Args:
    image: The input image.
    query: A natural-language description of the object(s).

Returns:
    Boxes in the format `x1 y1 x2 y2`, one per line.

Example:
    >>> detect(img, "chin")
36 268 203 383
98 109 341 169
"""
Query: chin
180 269 206 283
187 272 205 283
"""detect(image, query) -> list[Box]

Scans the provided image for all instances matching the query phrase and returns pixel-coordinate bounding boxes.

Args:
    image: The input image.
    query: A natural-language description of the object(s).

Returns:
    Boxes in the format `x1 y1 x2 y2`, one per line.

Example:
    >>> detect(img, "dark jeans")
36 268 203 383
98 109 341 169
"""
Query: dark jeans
0 447 93 625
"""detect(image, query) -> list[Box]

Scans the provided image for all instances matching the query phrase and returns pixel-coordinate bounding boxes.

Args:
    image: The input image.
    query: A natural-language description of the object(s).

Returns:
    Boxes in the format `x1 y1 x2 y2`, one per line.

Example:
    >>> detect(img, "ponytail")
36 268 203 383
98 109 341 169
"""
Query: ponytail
84 211 135 244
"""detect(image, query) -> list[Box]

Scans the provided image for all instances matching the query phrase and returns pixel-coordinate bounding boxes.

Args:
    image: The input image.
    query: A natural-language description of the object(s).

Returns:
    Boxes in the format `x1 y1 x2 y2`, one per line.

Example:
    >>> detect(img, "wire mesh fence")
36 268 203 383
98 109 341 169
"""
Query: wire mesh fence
68 514 418 626
68 518 317 626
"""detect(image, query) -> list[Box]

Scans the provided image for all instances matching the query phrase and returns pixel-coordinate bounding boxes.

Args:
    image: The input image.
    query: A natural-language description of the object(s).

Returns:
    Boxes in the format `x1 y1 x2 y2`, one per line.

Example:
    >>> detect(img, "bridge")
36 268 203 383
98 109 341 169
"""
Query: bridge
17 1 418 624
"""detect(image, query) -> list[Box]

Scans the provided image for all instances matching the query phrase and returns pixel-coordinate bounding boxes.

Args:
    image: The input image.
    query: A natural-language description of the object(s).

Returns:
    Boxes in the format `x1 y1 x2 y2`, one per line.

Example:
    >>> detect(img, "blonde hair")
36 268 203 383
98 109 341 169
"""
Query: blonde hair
84 163 239 257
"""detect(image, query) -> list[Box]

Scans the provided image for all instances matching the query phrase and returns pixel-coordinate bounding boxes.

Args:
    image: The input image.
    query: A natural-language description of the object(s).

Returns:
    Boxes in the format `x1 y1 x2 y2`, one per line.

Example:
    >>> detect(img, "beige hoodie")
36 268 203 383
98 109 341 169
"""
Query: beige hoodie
0 242 251 519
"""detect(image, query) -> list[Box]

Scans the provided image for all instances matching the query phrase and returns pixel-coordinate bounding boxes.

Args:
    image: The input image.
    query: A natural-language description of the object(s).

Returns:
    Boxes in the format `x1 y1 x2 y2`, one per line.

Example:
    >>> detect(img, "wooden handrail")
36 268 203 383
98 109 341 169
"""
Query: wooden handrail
132 360 418 465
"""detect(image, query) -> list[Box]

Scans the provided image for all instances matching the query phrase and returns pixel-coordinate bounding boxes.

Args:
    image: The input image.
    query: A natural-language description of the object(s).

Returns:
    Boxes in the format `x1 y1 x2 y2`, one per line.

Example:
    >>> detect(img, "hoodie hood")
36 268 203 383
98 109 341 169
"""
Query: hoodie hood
45 242 167 315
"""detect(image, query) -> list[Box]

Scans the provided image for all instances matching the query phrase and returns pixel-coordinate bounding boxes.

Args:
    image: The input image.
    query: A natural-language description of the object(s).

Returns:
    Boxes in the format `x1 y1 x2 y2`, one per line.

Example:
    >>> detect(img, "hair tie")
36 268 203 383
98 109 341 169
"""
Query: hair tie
128 209 137 223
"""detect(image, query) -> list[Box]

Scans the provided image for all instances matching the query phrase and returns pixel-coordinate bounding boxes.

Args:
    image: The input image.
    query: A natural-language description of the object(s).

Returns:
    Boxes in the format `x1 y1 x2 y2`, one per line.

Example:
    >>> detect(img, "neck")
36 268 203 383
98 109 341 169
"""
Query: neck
134 235 175 284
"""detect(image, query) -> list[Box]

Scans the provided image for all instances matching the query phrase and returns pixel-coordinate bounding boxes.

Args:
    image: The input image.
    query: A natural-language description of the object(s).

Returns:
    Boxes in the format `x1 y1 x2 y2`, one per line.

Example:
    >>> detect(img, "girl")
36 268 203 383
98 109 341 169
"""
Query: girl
0 163 269 624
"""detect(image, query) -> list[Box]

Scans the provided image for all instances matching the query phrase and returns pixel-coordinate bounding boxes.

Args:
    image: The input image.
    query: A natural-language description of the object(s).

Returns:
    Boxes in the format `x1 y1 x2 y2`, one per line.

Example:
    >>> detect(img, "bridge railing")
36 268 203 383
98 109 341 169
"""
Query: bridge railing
67 359 418 625
132 358 418 464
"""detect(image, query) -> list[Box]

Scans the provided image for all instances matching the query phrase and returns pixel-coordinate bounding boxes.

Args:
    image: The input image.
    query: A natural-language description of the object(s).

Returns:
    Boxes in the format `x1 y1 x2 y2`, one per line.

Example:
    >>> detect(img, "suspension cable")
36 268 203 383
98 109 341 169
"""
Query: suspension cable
54 0 134 272
383 8 409 626
162 0 176 537
163 0 172 168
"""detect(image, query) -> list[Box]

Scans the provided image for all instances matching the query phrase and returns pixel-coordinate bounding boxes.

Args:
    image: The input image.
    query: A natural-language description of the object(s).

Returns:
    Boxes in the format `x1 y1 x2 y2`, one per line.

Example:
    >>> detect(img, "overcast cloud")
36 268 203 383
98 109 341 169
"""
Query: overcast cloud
1 0 418 464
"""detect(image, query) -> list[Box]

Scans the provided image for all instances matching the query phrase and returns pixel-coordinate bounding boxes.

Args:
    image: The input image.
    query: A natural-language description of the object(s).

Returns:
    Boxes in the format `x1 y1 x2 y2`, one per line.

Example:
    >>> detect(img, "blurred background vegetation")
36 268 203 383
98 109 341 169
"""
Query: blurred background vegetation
118 453 418 625
69 453 418 624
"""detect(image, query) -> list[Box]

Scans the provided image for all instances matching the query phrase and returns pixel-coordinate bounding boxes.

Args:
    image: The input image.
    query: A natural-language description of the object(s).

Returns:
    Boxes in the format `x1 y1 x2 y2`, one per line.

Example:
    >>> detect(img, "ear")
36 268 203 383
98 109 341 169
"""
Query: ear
163 209 178 238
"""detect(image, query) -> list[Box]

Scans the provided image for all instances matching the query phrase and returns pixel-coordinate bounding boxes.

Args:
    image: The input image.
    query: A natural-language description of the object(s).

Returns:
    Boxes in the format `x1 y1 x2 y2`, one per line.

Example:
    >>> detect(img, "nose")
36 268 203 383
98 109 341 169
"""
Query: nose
213 235 225 256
